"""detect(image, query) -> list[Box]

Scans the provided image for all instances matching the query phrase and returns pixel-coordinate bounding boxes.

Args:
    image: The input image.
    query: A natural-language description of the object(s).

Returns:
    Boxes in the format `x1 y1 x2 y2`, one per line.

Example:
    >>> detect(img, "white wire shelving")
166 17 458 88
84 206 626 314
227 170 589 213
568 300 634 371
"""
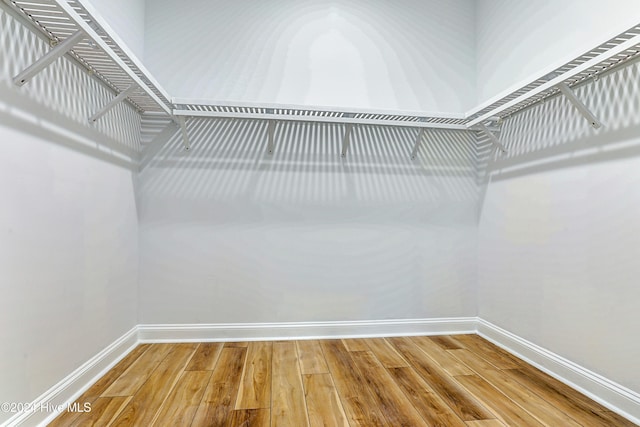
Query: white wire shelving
174 22 640 134
172 100 469 130
4 0 640 153
465 23 640 128
4 0 172 115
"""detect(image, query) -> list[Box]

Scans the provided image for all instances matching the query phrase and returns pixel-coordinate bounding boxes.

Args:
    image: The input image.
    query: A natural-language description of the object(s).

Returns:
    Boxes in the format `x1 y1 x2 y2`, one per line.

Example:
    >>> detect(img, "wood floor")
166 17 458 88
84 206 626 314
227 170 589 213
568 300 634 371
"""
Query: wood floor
49 335 636 426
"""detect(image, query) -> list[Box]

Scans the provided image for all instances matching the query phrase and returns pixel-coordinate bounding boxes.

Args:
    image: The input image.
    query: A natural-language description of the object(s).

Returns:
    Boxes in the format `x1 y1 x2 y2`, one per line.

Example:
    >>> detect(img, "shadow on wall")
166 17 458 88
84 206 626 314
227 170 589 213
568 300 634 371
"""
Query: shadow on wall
139 118 483 212
0 7 142 169
483 59 640 183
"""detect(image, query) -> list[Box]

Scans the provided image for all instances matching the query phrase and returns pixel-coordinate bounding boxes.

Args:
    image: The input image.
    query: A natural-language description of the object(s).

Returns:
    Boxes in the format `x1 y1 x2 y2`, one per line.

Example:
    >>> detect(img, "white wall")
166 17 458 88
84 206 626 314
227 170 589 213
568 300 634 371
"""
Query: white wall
478 158 640 394
475 0 640 105
477 62 640 394
84 0 146 60
0 125 139 424
144 0 476 112
138 121 479 324
0 7 140 423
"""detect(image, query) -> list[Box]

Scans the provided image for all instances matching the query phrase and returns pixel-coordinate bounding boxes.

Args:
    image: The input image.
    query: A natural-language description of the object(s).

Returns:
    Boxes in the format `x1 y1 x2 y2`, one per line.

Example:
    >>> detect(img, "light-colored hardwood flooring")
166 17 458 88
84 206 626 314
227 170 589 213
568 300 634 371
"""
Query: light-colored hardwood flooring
49 335 636 426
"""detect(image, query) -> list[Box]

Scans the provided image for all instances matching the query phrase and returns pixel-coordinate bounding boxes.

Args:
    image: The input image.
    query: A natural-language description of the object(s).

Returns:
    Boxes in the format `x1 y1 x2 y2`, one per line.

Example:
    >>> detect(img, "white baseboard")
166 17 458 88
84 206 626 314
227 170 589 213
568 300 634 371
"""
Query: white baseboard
477 319 640 426
137 317 477 343
3 327 138 427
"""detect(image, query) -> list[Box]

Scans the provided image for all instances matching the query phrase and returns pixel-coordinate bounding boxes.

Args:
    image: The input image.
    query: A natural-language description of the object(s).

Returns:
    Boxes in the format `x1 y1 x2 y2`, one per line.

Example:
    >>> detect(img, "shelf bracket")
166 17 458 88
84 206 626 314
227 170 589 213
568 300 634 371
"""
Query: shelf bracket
478 123 507 153
341 123 354 158
267 120 275 154
556 82 602 129
411 128 425 160
266 108 275 155
177 116 190 151
89 84 136 123
13 30 86 86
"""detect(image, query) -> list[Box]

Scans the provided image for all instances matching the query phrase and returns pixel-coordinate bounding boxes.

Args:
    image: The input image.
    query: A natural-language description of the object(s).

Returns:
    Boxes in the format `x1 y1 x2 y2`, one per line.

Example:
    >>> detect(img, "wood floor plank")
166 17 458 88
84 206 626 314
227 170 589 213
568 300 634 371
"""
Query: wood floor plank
235 341 272 409
350 350 428 427
151 370 212 426
102 344 172 397
387 367 467 427
465 420 506 426
517 363 611 413
225 342 249 348
68 396 130 427
78 345 150 400
272 341 310 427
110 343 198 426
191 347 247 426
451 335 522 370
454 374 544 427
185 342 224 371
388 337 495 422
341 338 370 352
320 339 388 427
365 338 409 368
504 368 625 426
430 335 465 350
303 374 349 427
448 349 499 374
227 408 270 427
411 336 474 376
296 340 329 374
476 368 583 427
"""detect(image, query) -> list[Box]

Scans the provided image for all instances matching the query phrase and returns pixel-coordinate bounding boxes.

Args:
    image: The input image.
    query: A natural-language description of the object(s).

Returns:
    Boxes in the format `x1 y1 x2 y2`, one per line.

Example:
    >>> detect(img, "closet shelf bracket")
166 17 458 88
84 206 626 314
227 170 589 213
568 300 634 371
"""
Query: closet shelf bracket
177 116 190 151
411 128 425 160
478 123 507 153
89 84 137 123
341 121 354 158
13 29 86 86
556 82 602 129
267 111 275 154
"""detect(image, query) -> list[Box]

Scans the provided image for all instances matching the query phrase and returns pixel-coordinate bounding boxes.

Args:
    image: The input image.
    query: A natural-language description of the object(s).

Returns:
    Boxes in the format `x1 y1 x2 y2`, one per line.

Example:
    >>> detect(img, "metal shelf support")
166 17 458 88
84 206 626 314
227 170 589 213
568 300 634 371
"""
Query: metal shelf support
177 116 190 151
556 82 602 129
341 123 354 158
13 29 85 86
266 119 275 155
478 123 507 153
411 128 425 160
89 84 137 123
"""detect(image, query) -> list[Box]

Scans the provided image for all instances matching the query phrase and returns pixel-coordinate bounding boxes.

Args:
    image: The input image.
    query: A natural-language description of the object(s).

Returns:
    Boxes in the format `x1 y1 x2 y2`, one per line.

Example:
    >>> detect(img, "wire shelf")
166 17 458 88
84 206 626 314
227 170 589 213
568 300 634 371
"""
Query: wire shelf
5 0 640 134
7 0 172 114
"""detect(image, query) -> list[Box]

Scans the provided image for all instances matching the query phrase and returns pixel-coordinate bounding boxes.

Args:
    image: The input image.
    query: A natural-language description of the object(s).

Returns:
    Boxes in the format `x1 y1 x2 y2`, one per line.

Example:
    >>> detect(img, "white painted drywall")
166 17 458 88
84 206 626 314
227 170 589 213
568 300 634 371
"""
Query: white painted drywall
137 122 479 324
84 0 146 60
0 7 140 423
478 160 640 393
143 0 476 112
0 124 139 424
475 0 640 105
477 61 640 394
